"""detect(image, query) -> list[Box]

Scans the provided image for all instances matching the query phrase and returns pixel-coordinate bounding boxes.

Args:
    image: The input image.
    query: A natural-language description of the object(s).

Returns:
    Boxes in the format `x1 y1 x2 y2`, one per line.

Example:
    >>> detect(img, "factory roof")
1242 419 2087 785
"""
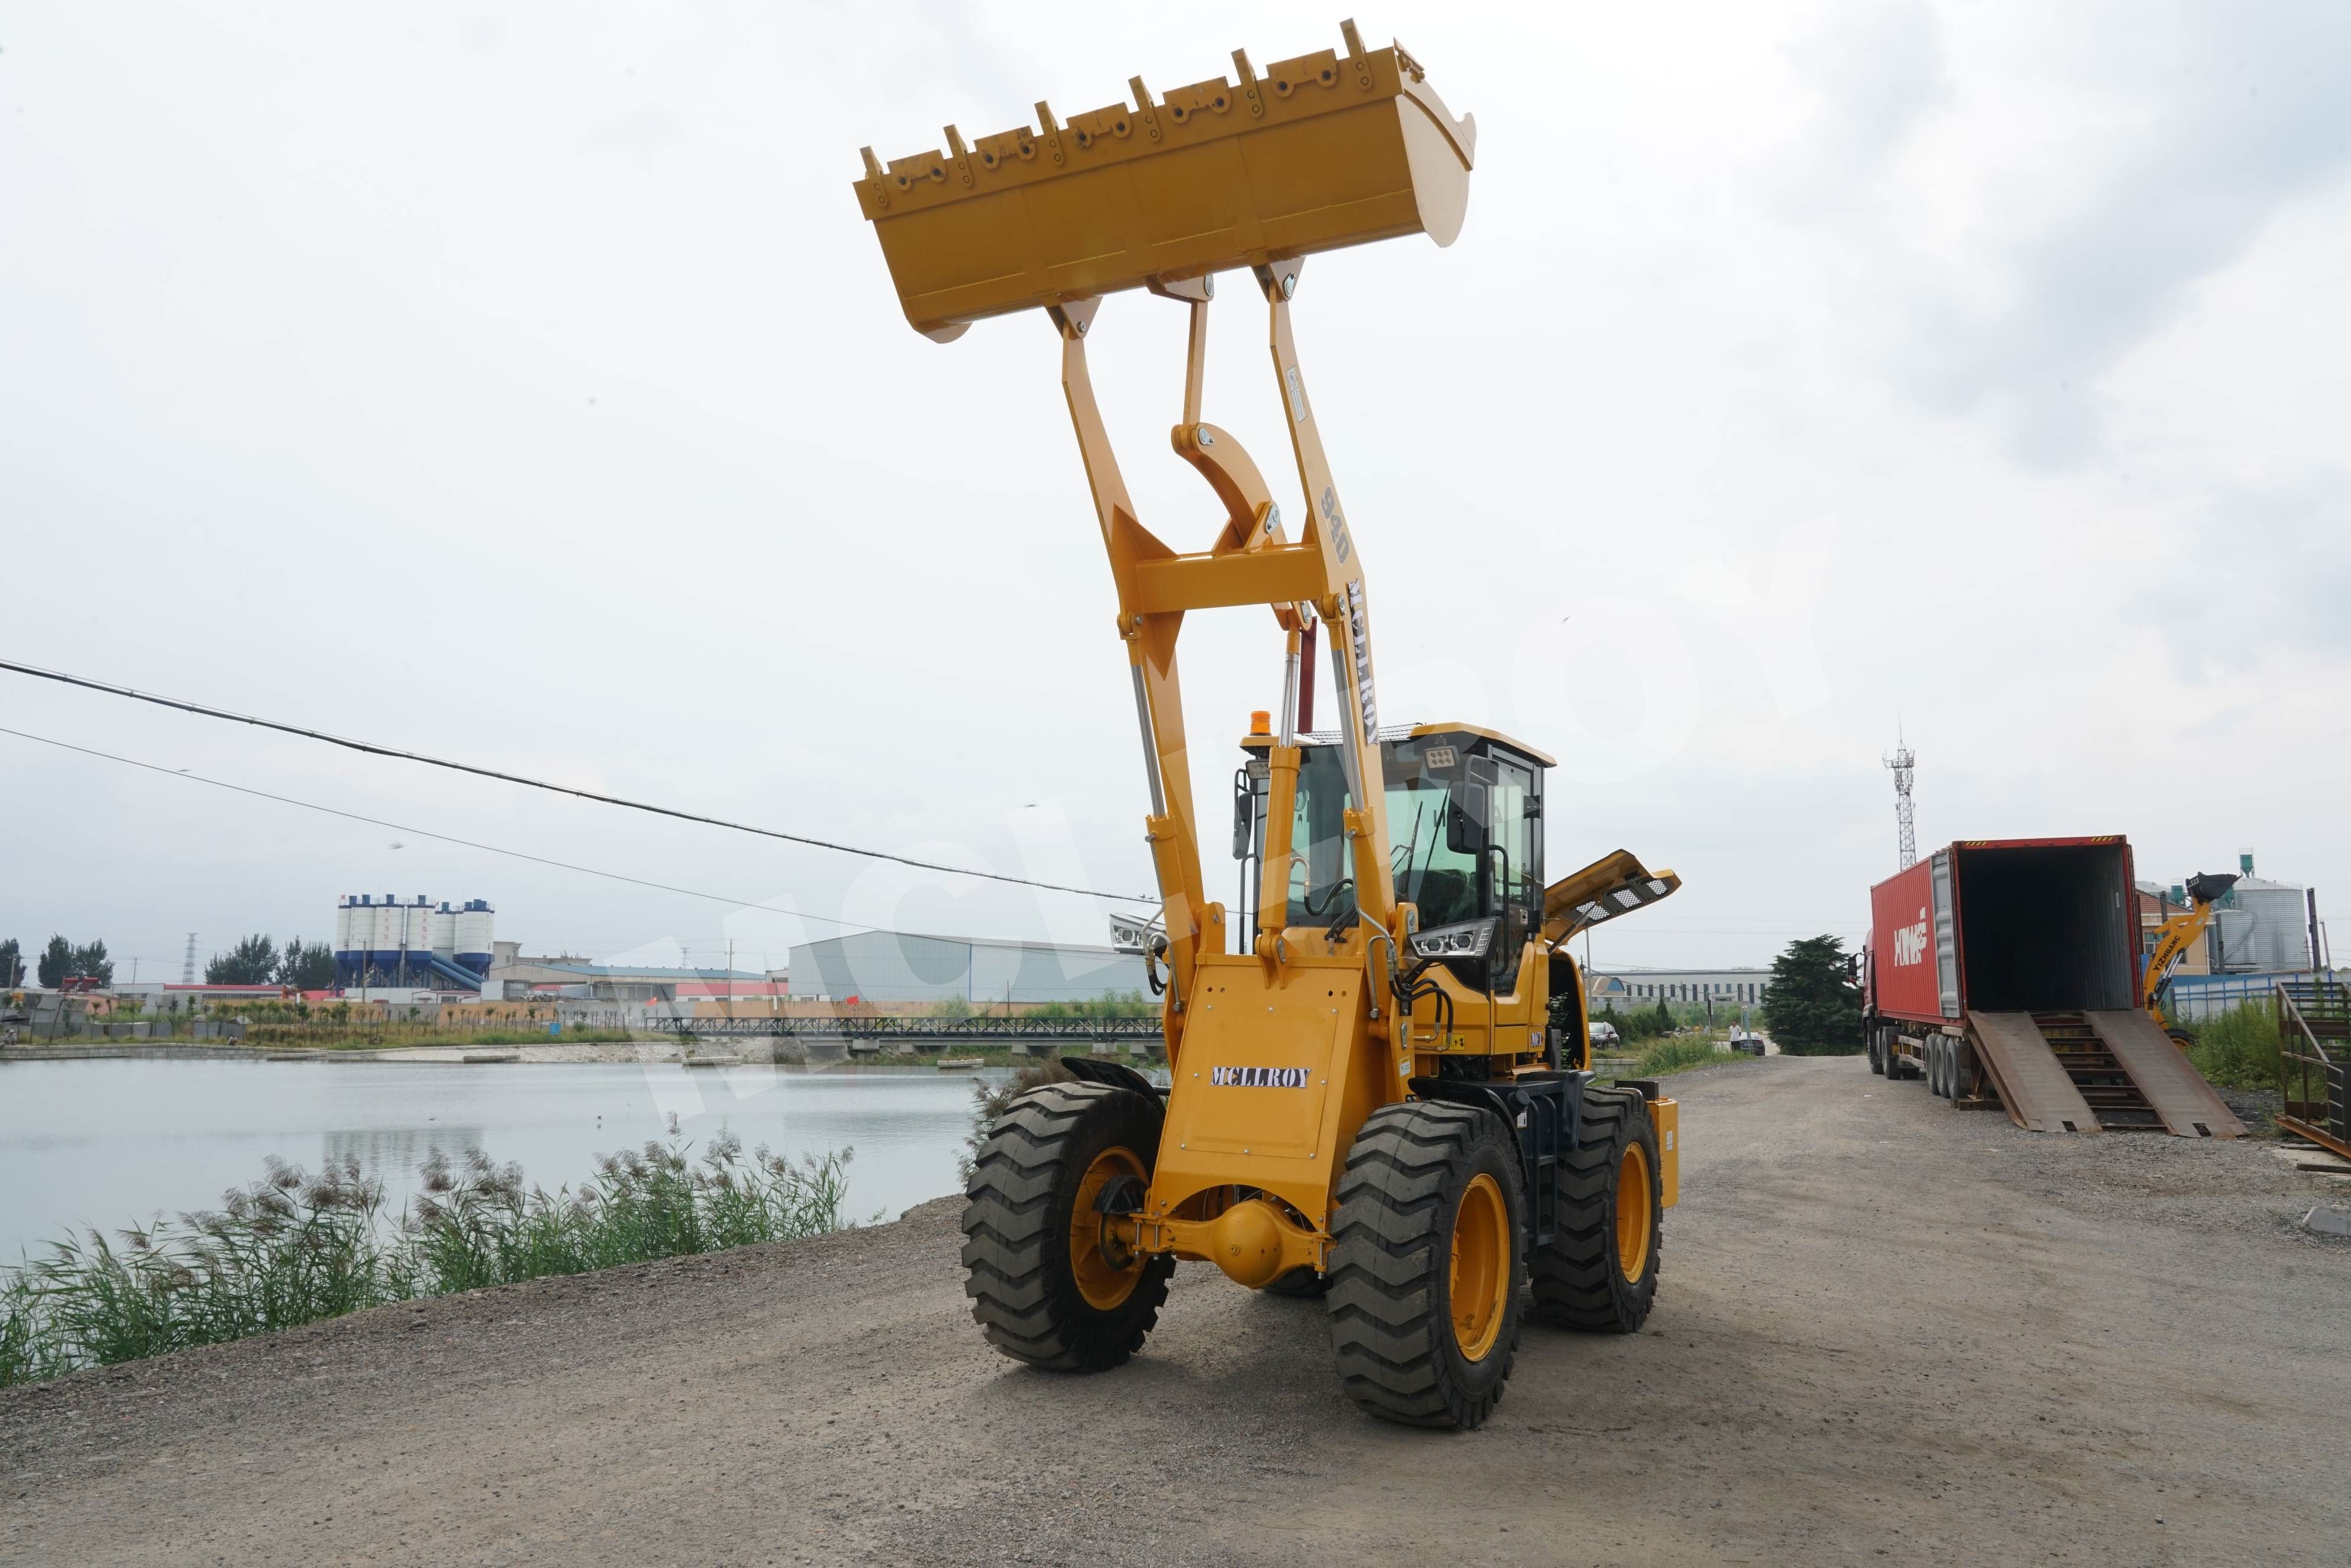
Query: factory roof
794 932 1126 958
509 963 765 981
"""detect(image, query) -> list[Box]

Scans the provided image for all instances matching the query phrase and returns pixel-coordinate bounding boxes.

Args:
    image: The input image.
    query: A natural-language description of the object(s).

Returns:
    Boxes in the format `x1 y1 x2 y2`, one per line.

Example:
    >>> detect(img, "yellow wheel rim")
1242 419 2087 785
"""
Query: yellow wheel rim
1449 1172 1510 1362
1616 1142 1653 1280
1069 1146 1147 1311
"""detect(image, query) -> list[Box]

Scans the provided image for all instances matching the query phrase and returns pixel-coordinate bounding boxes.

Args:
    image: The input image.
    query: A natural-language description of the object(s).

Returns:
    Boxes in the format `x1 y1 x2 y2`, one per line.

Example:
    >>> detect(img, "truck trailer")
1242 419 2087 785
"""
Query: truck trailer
1863 837 2243 1138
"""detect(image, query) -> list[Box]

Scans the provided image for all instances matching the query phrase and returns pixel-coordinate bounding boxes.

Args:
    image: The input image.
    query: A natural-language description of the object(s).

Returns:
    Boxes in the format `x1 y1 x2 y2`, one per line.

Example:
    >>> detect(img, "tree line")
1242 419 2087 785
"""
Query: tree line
0 936 115 989
0 934 338 991
1568 934 1866 1056
204 934 338 989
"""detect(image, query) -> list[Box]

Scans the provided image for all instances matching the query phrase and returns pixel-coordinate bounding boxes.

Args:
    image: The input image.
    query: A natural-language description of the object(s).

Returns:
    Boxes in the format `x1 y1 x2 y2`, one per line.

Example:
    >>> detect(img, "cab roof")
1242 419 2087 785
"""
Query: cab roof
1239 721 1555 769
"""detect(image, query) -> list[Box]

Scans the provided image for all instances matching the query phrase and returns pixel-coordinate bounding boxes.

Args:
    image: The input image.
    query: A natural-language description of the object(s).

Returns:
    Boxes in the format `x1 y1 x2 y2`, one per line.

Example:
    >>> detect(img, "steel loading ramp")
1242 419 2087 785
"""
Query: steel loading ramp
2084 1010 2246 1139
1967 1012 2101 1134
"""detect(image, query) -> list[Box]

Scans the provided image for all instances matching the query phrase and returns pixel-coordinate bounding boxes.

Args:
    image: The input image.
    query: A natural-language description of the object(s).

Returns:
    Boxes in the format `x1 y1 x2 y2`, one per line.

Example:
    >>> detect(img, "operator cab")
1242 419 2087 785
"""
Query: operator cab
1235 723 1552 993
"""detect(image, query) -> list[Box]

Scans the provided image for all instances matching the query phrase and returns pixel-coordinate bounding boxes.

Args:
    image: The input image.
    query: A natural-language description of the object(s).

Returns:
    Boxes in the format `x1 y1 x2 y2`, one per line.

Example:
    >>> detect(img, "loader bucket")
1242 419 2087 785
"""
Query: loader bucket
852 21 1476 341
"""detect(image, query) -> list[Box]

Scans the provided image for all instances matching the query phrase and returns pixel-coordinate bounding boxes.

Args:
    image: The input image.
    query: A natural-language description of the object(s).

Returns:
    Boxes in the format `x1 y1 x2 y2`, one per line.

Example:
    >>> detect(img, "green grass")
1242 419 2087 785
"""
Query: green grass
0 1125 849 1388
2180 1002 2284 1091
1628 1034 1741 1077
1589 1032 1749 1083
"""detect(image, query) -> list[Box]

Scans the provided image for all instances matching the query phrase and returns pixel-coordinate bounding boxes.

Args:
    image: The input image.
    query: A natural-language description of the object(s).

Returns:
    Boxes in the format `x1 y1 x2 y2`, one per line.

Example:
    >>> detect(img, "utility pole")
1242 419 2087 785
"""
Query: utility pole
1884 731 1917 871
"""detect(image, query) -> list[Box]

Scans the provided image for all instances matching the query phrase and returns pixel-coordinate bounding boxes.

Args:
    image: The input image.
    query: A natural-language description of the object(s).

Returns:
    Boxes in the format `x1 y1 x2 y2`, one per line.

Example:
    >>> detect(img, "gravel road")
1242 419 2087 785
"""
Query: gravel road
6 1056 2347 1567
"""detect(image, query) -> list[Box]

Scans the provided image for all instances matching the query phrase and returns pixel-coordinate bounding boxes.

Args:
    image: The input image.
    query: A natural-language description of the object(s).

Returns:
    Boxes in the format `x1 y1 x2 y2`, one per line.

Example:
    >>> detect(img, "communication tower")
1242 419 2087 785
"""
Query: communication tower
181 932 197 985
1884 735 1917 870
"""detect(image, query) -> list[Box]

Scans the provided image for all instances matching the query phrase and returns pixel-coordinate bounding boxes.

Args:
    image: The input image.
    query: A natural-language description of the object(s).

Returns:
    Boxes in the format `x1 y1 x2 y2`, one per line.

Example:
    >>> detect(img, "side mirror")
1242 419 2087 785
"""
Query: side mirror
1445 780 1488 854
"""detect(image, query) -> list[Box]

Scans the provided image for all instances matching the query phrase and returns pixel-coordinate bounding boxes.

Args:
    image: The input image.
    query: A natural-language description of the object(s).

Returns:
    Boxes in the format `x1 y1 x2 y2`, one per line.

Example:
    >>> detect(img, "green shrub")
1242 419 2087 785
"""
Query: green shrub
1024 989 1155 1021
0 1125 848 1388
1630 1035 1733 1078
2182 1002 2282 1090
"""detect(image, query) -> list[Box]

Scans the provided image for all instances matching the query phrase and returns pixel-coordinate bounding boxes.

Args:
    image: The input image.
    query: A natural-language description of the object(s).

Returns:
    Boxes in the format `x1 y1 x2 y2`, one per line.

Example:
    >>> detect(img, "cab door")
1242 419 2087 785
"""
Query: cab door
1488 757 1540 994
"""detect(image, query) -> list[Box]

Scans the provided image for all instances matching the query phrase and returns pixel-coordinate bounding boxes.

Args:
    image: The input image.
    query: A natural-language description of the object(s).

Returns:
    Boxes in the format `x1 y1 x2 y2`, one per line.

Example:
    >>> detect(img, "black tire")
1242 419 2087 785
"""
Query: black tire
960 1081 1175 1373
1262 1266 1331 1298
1928 1038 1947 1098
1327 1101 1526 1429
1531 1086 1663 1334
1870 1032 1886 1075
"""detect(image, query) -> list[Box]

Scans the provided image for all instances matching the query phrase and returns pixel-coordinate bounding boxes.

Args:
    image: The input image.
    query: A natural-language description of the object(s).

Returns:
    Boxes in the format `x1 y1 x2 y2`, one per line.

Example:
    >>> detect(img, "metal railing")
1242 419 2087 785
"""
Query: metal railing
651 1013 1162 1042
2278 980 2350 1159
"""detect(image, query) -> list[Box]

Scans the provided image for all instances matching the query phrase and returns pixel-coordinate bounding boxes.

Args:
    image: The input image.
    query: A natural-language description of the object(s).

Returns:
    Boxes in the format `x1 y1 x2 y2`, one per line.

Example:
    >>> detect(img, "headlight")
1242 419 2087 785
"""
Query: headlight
1411 919 1495 960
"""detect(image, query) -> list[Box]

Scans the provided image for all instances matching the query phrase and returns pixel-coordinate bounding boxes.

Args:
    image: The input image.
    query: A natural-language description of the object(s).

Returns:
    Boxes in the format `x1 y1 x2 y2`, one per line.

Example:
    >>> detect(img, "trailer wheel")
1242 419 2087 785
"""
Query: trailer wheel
1530 1086 1663 1335
960 1081 1174 1373
1327 1101 1525 1429
1869 1033 1886 1075
1928 1038 1946 1097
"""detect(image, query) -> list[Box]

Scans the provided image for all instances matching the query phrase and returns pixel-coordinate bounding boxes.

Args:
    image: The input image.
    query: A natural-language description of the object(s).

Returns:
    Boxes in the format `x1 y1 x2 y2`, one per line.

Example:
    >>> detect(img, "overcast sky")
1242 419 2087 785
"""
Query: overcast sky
2 2 2346 981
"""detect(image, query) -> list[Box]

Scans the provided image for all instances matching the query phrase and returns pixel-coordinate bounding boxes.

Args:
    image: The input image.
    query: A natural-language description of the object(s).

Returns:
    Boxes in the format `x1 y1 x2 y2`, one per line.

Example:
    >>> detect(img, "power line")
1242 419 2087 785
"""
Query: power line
0 657 1153 905
0 724 1058 948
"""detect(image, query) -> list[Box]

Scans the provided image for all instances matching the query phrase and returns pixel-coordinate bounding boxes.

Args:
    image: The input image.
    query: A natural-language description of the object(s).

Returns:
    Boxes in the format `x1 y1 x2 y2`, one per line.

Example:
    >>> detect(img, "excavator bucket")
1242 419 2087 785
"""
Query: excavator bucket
851 20 1476 341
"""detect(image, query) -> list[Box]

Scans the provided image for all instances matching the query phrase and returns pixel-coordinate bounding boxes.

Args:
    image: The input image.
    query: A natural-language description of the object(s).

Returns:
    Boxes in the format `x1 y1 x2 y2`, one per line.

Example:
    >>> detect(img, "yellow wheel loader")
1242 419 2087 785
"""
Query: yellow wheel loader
855 21 1685 1428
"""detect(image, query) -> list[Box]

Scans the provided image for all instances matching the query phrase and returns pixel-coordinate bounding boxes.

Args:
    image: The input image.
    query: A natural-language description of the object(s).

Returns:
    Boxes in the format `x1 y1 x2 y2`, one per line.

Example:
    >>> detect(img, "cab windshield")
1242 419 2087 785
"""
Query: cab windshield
1240 735 1541 989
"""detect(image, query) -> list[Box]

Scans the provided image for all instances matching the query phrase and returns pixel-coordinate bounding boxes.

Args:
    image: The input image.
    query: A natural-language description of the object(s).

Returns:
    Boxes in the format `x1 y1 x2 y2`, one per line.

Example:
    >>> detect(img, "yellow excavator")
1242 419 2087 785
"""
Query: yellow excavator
856 21 1683 1427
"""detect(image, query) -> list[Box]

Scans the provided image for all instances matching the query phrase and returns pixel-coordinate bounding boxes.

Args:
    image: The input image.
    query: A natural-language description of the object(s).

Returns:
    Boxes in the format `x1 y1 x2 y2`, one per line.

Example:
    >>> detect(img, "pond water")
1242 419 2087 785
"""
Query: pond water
0 1059 1011 1259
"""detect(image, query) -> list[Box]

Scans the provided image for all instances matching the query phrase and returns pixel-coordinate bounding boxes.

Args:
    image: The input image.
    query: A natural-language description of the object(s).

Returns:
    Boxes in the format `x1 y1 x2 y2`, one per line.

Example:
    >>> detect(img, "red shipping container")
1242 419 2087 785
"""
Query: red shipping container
1868 860 1942 1022
1867 836 2141 1028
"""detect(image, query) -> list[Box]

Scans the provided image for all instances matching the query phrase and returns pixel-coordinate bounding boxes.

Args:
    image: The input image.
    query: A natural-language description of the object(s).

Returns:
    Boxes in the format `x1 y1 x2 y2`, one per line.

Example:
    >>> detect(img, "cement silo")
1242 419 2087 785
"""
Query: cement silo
2217 875 2312 973
333 893 496 989
370 896 406 982
453 900 496 981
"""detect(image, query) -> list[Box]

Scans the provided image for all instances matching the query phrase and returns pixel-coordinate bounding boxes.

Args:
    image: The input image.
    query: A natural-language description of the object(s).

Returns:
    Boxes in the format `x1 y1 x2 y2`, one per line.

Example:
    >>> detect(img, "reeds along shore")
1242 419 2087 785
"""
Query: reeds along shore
0 1125 850 1387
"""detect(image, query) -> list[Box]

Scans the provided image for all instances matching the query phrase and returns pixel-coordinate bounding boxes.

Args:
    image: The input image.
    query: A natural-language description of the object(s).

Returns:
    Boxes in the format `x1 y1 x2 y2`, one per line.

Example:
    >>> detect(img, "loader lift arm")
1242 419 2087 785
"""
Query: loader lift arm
2143 870 2239 1019
1047 262 1402 1066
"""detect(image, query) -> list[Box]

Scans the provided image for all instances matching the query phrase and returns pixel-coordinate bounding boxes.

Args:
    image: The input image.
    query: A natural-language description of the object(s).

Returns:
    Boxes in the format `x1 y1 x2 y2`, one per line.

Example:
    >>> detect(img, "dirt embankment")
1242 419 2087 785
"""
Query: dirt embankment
5 1057 2347 1567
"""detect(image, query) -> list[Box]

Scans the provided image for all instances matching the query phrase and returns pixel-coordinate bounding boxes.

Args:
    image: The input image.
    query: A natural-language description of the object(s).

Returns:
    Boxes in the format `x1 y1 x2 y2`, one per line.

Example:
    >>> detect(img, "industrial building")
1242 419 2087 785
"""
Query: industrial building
483 943 767 1003
1586 967 1772 1007
788 932 1144 1005
333 895 495 990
